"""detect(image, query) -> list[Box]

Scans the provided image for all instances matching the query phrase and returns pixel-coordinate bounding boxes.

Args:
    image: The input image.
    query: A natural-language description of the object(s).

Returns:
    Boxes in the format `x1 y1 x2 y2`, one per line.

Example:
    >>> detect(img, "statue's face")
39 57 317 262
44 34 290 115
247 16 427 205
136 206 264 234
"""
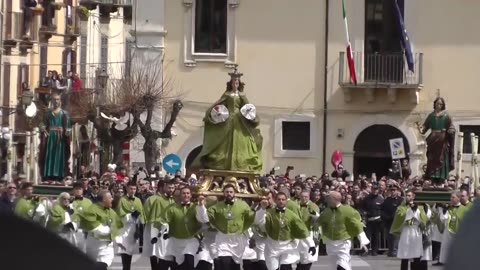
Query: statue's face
435 99 444 111
52 95 61 108
231 78 240 90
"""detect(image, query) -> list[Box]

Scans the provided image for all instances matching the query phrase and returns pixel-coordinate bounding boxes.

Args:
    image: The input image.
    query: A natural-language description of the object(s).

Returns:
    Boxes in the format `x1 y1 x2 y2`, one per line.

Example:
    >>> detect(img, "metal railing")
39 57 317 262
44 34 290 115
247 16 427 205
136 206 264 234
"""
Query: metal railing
113 0 132 6
98 0 114 4
339 51 424 87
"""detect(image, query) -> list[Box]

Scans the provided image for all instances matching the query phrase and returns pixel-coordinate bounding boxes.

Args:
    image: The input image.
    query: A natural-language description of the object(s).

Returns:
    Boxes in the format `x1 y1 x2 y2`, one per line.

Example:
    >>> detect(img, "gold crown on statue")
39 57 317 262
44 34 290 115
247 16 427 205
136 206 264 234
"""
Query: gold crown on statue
228 65 243 79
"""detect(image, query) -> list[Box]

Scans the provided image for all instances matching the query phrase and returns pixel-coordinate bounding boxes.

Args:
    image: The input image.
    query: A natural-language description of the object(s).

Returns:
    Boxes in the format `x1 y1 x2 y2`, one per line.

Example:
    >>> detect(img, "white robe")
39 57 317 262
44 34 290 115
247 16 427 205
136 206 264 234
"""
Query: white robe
86 225 117 266
196 204 247 264
439 209 454 264
194 229 216 266
421 208 432 261
115 213 139 255
254 208 314 270
325 232 369 270
57 210 78 247
397 208 423 259
299 231 319 264
166 237 199 265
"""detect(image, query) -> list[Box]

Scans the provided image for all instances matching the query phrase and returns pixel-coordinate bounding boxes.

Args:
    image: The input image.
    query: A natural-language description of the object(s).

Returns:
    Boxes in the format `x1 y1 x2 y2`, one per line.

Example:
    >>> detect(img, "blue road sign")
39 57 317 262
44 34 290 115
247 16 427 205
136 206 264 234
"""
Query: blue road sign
162 154 182 174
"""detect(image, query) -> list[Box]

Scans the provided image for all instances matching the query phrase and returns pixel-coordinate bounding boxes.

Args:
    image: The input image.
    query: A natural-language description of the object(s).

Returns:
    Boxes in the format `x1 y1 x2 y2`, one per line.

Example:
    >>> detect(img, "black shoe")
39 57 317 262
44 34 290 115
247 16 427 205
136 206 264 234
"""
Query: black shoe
370 251 378 256
432 262 444 266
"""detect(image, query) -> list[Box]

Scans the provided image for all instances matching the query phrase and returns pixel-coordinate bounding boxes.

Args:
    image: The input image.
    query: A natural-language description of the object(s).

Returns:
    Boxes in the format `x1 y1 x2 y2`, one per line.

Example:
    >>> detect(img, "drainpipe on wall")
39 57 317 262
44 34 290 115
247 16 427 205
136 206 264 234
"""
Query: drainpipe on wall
322 0 330 173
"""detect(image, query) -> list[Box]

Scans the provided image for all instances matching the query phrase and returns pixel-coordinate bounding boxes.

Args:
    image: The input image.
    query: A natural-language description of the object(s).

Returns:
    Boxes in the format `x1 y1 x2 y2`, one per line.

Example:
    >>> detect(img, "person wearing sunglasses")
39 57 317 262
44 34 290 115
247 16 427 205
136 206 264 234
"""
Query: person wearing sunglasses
0 183 17 212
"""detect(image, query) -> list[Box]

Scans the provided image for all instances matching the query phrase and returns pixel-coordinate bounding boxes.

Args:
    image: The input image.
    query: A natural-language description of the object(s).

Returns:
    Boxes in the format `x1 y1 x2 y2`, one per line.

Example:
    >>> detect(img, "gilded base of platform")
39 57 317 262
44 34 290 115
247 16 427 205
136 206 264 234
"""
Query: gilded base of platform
193 169 269 199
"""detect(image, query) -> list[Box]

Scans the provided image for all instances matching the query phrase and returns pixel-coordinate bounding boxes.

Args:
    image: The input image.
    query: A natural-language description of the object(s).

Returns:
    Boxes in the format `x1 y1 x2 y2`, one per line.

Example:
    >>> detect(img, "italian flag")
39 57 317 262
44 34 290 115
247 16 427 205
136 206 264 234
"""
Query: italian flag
342 0 357 85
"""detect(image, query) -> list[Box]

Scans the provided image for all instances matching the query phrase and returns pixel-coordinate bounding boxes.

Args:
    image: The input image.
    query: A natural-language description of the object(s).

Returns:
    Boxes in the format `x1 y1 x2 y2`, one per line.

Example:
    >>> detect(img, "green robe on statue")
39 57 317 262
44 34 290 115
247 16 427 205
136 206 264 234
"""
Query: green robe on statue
421 110 455 180
41 109 71 179
192 91 263 172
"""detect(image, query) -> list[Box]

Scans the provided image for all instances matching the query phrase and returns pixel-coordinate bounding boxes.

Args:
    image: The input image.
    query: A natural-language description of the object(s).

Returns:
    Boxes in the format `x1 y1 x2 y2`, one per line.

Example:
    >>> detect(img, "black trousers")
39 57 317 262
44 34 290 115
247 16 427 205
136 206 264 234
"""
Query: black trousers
158 258 176 270
174 254 194 270
366 220 383 253
121 254 132 270
432 241 441 261
195 260 212 270
214 256 240 270
149 256 159 270
297 263 312 270
242 260 268 270
401 258 428 270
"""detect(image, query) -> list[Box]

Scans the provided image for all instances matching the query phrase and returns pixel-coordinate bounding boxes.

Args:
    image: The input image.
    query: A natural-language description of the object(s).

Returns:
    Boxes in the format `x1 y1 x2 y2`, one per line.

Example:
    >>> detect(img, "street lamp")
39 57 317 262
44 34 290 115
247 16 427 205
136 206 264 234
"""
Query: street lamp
21 90 34 107
97 69 109 89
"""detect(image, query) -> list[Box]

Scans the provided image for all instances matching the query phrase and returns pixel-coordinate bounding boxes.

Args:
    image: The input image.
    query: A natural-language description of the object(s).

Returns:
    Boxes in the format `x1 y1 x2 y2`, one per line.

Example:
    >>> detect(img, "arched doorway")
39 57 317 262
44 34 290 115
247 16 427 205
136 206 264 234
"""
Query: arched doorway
185 146 202 175
353 124 410 178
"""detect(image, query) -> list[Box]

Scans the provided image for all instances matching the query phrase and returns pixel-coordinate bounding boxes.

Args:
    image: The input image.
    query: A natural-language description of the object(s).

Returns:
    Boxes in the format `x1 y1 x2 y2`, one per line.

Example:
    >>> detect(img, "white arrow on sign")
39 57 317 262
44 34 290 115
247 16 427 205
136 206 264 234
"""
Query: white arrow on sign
166 159 180 168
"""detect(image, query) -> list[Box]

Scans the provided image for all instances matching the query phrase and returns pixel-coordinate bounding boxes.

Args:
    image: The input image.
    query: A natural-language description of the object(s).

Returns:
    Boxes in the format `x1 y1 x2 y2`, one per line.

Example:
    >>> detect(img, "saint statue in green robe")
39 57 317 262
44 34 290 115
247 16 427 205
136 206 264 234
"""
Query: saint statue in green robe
417 97 455 184
192 67 263 173
39 93 71 181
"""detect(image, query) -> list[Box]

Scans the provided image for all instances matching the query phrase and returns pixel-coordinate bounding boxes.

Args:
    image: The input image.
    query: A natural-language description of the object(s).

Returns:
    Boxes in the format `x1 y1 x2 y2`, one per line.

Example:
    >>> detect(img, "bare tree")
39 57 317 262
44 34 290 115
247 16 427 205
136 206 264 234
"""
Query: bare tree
109 55 184 174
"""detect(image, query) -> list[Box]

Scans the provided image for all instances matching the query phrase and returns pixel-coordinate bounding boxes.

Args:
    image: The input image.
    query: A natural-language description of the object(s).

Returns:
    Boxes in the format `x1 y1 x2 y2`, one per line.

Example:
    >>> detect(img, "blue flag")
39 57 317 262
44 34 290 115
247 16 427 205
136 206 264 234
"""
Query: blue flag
393 0 414 72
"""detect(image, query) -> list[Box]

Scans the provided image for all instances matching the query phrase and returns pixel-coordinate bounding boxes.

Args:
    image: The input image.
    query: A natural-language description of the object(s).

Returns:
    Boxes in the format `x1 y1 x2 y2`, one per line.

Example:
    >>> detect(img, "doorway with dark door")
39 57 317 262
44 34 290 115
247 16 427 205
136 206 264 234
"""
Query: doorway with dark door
353 124 410 178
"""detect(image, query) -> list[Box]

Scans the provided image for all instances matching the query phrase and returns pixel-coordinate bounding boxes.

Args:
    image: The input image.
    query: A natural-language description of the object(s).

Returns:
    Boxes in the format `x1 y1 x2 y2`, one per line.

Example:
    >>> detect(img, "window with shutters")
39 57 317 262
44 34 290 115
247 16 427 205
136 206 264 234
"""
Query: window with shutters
100 35 108 70
194 0 227 54
125 40 133 75
183 0 238 67
274 115 317 158
62 49 77 75
80 33 87 81
39 45 48 80
2 63 11 125
17 64 29 97
460 125 480 154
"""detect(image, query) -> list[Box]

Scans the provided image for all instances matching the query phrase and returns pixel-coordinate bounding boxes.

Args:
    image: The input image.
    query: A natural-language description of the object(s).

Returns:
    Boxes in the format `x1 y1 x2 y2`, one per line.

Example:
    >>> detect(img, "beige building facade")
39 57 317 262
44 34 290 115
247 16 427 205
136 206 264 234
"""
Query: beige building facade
131 0 480 178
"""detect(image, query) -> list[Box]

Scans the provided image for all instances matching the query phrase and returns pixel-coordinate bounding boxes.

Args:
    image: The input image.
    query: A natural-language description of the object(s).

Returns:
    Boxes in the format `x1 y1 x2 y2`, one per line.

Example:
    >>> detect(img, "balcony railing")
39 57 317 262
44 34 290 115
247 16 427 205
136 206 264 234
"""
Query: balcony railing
113 0 132 6
339 51 424 87
98 0 114 4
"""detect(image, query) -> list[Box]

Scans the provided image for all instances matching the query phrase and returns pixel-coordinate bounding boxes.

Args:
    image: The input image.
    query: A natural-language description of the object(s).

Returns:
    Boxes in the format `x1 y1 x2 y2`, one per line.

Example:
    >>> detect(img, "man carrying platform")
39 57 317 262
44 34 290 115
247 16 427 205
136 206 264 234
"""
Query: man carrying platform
160 186 202 270
436 191 467 265
196 184 255 270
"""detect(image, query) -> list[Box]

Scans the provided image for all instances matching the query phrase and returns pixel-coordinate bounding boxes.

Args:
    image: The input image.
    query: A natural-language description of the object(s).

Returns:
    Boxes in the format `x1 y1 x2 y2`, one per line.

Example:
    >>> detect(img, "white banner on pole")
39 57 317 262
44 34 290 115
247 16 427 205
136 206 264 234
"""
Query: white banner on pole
389 138 406 159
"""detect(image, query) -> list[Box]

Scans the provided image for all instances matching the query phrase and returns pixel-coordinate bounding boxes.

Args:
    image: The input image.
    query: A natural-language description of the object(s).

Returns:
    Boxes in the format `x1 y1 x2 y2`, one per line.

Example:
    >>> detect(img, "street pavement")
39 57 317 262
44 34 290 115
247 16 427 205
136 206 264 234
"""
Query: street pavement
109 255 446 270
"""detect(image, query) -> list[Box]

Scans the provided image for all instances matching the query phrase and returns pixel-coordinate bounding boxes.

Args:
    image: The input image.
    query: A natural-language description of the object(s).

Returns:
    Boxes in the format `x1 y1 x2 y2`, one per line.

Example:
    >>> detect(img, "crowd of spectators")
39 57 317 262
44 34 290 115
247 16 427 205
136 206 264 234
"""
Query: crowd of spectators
2 160 478 258
39 70 83 106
